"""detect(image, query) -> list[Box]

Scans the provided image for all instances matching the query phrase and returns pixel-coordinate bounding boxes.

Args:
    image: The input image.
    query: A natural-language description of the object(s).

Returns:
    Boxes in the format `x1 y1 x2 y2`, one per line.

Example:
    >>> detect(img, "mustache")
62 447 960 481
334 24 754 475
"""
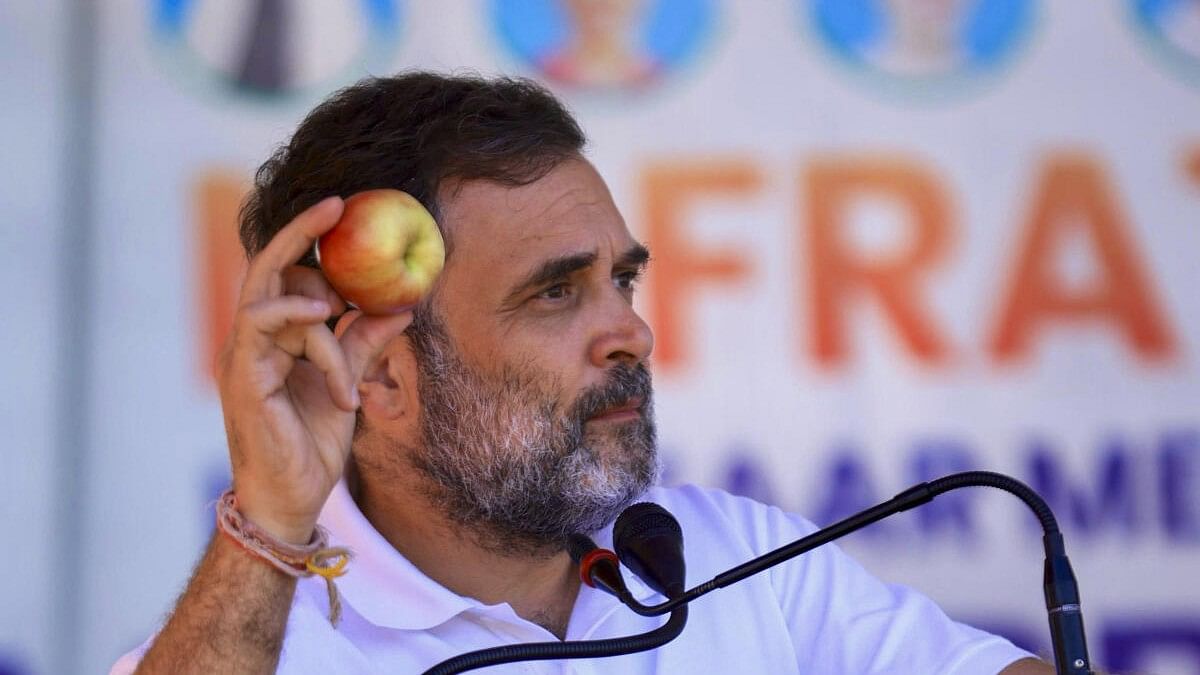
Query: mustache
568 363 653 424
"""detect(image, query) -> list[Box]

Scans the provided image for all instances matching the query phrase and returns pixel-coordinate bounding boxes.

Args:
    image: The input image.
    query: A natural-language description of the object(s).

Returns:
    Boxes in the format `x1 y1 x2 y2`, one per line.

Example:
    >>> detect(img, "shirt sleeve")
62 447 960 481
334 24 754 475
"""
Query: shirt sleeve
108 638 151 675
684 486 1038 674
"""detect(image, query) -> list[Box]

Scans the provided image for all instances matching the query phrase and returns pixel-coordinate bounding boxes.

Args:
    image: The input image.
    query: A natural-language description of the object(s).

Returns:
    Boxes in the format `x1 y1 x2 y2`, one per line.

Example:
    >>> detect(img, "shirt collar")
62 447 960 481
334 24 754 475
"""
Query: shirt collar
317 481 475 631
317 482 666 631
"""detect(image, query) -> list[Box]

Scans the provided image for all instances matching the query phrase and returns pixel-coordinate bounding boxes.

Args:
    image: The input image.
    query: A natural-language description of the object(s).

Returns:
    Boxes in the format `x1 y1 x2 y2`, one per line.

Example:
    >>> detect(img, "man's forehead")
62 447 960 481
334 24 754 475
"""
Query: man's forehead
438 159 635 271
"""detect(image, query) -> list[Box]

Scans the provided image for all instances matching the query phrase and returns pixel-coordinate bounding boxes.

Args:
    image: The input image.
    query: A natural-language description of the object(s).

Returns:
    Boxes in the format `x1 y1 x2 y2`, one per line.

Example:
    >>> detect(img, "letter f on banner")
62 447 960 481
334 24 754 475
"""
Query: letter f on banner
642 161 758 371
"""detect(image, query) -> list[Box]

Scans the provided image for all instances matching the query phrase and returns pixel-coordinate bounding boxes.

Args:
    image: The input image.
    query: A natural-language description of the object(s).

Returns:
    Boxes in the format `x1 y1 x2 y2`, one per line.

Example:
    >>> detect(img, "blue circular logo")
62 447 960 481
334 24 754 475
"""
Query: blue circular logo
492 0 717 93
807 0 1036 97
1131 0 1200 87
152 0 402 102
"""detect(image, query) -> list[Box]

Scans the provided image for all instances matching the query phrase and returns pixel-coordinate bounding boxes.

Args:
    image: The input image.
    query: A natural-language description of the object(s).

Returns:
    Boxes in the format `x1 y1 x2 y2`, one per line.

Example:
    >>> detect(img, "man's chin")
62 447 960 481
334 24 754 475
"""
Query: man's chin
586 447 659 500
583 426 654 464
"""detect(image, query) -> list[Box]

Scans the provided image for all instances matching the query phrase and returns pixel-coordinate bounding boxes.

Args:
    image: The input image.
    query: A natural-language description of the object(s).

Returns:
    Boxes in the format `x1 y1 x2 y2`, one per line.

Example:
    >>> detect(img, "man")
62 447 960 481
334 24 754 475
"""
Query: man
115 72 1053 673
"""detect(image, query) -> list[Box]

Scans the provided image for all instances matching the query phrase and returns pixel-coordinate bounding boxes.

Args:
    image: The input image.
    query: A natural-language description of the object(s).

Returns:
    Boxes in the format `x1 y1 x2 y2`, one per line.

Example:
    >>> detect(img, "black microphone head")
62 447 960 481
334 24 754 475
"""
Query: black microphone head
614 502 682 543
567 533 598 564
613 502 686 599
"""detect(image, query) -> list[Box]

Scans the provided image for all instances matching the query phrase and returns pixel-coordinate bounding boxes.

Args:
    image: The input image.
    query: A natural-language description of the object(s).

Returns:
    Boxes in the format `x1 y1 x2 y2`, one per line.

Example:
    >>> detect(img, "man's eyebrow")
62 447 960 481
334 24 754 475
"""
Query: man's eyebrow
504 251 598 304
501 244 651 306
615 243 651 270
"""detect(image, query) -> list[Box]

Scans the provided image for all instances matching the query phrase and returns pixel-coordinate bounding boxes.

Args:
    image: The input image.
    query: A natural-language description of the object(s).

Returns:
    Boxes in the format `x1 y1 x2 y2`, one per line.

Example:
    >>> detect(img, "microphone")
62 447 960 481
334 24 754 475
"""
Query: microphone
613 503 686 600
567 533 633 602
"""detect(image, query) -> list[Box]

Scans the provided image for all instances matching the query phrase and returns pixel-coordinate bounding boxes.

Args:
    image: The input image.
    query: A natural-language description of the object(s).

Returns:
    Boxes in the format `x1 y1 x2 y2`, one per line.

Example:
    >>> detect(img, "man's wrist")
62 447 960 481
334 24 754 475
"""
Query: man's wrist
232 490 318 545
215 489 351 626
236 508 316 546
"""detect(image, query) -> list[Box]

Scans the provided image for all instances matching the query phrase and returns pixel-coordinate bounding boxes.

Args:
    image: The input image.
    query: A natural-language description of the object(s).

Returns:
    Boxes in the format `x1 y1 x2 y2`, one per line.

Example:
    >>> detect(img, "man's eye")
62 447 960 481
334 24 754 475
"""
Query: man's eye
615 270 642 290
538 283 572 300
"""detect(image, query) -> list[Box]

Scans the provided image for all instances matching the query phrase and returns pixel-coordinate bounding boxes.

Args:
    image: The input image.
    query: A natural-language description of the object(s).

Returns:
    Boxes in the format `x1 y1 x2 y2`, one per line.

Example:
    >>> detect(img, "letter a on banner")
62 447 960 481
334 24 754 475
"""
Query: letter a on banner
988 154 1176 362
803 158 953 368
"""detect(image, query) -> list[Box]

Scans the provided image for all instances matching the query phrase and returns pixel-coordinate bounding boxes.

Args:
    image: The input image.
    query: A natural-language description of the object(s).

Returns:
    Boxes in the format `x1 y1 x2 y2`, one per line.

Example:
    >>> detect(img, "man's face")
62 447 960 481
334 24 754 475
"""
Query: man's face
404 157 659 555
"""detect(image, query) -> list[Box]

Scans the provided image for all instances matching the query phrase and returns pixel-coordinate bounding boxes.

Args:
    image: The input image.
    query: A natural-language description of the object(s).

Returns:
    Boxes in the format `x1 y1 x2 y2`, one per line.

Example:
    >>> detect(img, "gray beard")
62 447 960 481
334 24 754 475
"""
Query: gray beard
405 308 659 557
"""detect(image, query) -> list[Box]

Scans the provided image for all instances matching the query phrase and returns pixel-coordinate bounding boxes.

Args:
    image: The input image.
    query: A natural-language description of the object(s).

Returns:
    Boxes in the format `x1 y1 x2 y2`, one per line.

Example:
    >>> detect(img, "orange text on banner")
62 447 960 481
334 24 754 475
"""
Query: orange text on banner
195 171 249 387
988 154 1176 363
804 157 953 368
642 161 758 371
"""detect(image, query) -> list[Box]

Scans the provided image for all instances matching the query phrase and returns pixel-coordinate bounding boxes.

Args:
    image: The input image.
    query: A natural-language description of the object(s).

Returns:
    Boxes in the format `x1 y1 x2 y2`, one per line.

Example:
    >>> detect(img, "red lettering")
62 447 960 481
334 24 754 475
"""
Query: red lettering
195 171 248 386
989 154 1176 362
641 162 758 370
804 158 953 367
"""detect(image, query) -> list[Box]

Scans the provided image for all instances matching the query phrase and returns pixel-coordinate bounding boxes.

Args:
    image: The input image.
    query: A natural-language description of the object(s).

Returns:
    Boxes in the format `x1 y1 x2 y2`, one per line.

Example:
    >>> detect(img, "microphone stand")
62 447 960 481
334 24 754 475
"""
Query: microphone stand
614 471 1094 675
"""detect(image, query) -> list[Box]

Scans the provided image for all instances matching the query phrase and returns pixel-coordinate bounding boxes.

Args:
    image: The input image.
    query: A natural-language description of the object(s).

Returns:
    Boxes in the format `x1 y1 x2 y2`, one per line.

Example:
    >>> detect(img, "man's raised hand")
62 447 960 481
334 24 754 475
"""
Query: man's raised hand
216 196 412 544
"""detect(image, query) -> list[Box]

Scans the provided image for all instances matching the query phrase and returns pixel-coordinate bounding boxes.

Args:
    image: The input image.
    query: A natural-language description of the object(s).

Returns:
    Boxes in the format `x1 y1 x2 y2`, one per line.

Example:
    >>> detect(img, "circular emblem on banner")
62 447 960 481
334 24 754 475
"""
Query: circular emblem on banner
806 0 1035 98
151 0 402 102
1130 0 1200 86
492 0 716 93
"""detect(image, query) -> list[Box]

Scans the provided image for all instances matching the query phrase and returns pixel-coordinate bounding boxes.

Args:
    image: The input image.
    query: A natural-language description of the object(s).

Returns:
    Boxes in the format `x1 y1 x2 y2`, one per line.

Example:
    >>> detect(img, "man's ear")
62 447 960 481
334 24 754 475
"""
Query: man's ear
338 312 418 425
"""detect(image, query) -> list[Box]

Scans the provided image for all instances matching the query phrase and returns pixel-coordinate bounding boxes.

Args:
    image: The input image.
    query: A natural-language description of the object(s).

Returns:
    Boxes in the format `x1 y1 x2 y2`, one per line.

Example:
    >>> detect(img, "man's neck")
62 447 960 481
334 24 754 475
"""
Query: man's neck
351 466 582 640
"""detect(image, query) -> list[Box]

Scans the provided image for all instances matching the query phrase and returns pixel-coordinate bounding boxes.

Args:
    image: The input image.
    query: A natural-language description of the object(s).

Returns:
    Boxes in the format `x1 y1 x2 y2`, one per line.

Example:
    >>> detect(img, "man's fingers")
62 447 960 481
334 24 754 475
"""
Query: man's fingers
339 310 416 384
282 265 347 313
233 297 357 411
289 323 357 413
237 296 332 340
333 309 364 339
239 196 344 307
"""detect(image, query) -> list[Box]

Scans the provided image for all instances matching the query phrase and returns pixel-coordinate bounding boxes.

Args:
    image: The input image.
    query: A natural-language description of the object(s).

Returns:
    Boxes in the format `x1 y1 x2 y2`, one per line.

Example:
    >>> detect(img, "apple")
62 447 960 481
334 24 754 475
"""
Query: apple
315 189 445 314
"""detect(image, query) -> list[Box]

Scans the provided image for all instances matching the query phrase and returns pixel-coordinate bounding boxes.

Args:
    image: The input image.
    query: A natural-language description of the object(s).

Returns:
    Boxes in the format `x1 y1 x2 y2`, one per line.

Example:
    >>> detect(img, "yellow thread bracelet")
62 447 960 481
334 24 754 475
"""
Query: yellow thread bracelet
307 547 351 579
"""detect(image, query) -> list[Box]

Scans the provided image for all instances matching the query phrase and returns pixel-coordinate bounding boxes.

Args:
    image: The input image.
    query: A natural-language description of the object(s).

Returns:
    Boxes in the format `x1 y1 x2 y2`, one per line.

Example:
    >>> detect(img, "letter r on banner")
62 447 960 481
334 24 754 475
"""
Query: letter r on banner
804 158 953 368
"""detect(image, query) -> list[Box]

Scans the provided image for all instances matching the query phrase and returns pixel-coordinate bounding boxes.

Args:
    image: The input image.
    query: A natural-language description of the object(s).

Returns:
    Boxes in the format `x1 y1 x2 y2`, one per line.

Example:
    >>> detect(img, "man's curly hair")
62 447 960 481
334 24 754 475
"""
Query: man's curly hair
238 71 586 266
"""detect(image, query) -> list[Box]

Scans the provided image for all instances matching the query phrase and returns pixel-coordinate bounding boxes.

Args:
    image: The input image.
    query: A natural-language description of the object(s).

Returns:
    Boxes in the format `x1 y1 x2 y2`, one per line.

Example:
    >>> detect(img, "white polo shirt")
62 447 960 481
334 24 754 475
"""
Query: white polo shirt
113 483 1034 674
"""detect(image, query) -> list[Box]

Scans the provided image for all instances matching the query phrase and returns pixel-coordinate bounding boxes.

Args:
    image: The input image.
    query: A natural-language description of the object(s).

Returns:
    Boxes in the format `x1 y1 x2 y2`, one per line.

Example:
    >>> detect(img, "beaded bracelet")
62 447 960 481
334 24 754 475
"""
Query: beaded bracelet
216 489 352 626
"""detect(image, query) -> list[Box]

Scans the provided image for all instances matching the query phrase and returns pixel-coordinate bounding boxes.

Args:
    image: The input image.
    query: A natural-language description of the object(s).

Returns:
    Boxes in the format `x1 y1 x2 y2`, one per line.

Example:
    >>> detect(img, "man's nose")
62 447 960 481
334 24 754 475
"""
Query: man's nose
588 294 654 368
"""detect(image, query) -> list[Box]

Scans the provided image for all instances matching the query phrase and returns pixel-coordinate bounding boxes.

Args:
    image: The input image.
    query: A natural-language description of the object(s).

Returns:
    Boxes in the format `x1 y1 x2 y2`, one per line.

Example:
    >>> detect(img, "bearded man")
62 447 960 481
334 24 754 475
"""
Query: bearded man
113 72 1053 674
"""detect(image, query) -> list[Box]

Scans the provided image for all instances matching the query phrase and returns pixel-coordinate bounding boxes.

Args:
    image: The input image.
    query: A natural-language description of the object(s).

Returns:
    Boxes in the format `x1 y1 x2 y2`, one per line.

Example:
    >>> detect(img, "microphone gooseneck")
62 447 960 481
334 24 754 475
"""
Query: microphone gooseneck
421 529 689 675
614 472 1093 675
927 473 1092 675
421 607 688 675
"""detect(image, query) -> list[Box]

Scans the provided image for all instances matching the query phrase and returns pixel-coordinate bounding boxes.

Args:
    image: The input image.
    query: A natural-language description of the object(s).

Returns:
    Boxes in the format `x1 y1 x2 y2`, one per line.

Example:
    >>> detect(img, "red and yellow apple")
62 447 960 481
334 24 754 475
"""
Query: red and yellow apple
315 189 445 314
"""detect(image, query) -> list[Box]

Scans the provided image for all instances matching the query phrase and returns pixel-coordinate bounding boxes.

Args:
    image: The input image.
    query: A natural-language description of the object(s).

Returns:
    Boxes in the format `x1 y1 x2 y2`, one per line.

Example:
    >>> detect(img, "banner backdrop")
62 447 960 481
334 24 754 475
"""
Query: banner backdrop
4 1 1199 673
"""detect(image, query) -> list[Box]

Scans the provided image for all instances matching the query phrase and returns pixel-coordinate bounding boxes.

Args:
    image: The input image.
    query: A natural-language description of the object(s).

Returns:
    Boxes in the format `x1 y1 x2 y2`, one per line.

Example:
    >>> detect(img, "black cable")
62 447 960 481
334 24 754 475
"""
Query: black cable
420 605 687 675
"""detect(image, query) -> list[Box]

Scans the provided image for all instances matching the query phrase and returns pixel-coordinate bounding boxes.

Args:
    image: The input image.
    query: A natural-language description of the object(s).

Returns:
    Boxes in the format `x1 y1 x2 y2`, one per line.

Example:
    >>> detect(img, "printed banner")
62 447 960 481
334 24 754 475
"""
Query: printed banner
2 1 1198 673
